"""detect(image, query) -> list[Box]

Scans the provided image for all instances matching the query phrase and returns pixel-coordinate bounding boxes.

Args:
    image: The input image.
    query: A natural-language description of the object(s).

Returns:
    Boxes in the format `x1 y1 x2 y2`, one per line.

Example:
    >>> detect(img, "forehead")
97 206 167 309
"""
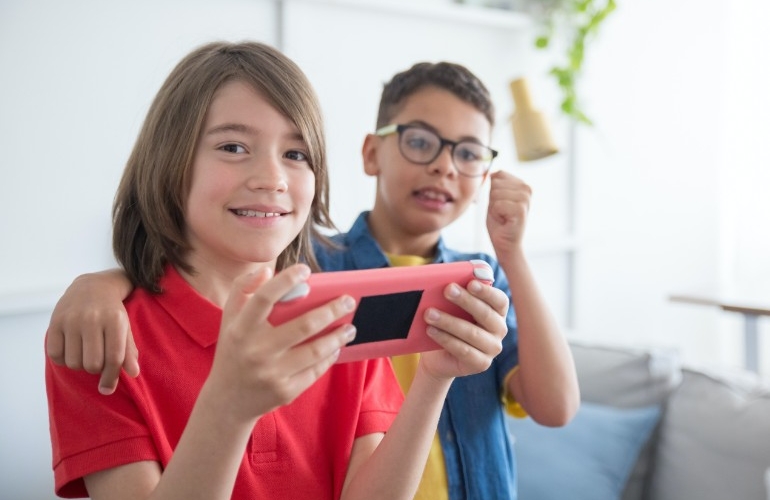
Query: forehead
202 80 300 137
391 86 492 141
207 80 270 119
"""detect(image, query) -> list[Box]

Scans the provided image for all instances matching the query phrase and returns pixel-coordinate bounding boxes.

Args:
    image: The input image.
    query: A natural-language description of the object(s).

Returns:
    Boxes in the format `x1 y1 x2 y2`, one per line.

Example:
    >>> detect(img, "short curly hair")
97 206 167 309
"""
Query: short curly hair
376 62 495 129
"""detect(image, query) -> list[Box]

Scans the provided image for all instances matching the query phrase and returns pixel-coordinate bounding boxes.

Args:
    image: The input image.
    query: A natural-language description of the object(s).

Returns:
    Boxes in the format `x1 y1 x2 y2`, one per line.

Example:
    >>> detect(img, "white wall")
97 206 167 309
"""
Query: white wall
0 0 279 299
571 0 724 356
0 1 278 497
572 0 770 374
721 1 770 294
718 0 770 373
0 311 57 499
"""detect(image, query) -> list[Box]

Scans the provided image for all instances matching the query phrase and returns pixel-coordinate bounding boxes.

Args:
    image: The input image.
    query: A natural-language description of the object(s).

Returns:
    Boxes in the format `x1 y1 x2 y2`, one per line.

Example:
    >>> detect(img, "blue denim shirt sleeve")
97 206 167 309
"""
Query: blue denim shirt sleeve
435 239 519 500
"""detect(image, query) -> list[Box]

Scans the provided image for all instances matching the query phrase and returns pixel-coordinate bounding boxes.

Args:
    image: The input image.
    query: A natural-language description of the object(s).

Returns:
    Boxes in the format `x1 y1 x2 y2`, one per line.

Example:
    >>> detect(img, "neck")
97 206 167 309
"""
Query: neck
366 208 440 258
177 257 275 307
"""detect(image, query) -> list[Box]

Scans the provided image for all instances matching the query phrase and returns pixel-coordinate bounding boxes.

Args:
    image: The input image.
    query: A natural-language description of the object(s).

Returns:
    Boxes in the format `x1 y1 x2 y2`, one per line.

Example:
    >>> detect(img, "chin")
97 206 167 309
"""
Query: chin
238 245 288 265
410 218 448 236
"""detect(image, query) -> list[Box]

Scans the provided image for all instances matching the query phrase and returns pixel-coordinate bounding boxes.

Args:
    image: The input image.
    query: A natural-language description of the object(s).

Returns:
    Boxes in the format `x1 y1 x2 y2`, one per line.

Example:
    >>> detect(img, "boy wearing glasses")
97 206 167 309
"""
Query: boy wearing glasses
46 62 580 500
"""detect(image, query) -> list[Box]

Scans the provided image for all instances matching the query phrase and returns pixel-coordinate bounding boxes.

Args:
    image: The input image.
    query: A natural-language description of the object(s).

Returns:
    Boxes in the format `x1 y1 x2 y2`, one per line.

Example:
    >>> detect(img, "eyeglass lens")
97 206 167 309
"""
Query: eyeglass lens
398 126 492 177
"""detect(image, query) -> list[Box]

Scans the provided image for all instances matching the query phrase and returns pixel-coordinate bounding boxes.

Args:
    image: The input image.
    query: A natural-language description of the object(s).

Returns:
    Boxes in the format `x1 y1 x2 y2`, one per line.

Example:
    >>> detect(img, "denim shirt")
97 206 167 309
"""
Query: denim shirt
314 212 519 500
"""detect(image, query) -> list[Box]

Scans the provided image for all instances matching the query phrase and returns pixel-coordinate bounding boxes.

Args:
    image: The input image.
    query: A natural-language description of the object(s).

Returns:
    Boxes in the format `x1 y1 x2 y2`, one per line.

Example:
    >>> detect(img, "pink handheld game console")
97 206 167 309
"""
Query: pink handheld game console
268 260 494 363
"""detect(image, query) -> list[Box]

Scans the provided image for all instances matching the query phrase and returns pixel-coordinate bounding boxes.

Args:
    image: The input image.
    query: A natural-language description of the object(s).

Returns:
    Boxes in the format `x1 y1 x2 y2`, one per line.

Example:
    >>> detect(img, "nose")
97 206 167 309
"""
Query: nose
246 156 288 192
427 144 457 177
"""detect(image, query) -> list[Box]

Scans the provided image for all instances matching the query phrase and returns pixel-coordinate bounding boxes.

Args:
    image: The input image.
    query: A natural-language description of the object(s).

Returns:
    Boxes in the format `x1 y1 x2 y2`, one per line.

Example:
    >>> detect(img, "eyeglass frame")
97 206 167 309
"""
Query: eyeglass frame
374 123 498 178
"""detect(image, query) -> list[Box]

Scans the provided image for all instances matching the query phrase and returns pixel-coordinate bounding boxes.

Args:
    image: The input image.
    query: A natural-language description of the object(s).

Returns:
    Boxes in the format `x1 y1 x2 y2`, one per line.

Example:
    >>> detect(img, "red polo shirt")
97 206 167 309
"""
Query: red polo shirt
46 265 403 499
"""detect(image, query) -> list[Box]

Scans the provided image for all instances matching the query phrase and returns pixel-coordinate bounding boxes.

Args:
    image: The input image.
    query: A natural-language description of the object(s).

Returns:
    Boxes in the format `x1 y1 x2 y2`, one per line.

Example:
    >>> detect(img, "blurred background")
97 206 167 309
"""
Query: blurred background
1 0 768 497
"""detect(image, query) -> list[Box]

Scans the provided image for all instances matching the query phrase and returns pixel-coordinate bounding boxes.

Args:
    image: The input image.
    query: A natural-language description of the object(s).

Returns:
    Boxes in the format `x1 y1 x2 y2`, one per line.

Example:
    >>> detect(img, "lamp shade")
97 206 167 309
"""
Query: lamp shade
510 77 559 162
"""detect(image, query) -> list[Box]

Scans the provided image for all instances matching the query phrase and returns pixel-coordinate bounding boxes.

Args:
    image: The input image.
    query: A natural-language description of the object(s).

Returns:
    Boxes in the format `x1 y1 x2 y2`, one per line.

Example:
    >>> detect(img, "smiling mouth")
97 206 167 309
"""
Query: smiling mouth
232 209 284 218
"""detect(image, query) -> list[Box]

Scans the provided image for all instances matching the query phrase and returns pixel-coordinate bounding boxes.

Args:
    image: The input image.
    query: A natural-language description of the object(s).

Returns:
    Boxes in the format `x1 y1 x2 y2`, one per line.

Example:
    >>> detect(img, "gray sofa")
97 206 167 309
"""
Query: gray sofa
507 341 770 500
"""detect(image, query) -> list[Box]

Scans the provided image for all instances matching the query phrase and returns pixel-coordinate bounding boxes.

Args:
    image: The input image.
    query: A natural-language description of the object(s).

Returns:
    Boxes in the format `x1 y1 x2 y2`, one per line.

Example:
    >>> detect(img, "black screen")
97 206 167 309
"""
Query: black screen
347 290 423 345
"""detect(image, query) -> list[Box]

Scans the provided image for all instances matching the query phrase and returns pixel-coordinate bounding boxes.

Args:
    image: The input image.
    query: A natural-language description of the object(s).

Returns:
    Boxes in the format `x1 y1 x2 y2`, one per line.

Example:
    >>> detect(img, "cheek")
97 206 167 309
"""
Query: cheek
381 162 417 190
459 179 484 204
184 170 237 231
186 181 223 217
187 163 231 204
293 169 316 214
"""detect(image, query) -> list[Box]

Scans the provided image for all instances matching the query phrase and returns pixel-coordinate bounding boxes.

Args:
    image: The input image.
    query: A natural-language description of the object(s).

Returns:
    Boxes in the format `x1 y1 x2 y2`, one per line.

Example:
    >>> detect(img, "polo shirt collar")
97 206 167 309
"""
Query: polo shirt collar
154 265 222 348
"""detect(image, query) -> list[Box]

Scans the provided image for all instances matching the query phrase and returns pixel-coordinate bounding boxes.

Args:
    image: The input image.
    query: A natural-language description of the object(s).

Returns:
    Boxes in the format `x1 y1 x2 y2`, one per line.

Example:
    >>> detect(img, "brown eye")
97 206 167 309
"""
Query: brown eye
220 143 246 154
285 150 308 162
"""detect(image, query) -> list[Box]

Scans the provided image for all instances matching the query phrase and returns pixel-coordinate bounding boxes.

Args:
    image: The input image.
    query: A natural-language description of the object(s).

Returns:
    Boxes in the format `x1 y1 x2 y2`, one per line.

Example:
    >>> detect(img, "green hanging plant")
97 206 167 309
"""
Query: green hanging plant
530 0 617 125
453 0 616 124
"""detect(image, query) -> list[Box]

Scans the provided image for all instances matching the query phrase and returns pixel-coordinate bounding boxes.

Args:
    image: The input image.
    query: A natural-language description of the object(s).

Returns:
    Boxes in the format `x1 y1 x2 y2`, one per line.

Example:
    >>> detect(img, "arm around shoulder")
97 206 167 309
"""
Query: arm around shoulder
46 268 138 395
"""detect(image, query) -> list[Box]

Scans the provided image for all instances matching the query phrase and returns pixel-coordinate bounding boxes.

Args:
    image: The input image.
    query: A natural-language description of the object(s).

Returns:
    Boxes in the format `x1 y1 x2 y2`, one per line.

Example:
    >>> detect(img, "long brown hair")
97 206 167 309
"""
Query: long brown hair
112 41 333 292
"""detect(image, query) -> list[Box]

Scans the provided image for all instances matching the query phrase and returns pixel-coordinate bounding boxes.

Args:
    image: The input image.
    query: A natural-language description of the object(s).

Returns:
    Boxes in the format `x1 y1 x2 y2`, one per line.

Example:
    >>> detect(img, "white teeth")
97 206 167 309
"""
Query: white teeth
234 209 281 218
420 190 449 202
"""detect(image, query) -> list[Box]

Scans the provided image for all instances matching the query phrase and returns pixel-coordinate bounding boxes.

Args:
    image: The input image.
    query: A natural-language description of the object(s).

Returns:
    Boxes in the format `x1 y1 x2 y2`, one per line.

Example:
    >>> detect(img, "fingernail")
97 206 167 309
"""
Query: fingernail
343 325 357 341
98 385 113 396
342 296 356 312
298 265 311 279
468 280 482 293
447 284 461 298
426 309 440 322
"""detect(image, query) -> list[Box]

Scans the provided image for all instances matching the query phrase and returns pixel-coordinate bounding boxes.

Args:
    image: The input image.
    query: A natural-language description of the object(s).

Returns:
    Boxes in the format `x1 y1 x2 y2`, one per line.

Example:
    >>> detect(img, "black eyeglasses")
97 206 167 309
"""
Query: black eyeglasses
375 124 497 177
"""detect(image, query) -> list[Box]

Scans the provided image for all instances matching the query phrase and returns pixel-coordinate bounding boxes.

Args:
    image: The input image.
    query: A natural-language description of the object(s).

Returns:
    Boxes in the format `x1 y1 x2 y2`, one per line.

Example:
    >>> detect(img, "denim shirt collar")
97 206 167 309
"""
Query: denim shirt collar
346 211 450 267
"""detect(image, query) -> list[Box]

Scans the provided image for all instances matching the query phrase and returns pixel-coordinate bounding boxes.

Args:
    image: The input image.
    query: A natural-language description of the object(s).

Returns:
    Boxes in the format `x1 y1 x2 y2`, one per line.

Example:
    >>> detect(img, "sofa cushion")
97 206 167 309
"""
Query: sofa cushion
570 341 681 500
570 341 682 408
508 402 662 500
649 368 770 500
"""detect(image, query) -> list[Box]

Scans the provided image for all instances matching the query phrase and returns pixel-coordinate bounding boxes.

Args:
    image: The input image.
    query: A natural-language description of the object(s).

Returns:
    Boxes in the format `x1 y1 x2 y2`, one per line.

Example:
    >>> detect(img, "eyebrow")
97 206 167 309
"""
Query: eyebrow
405 120 486 146
204 122 258 137
204 122 306 143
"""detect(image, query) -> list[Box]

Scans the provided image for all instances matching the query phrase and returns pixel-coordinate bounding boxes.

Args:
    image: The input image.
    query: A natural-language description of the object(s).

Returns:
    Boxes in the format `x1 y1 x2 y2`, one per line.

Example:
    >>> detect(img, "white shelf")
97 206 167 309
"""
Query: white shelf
285 0 531 29
0 288 61 318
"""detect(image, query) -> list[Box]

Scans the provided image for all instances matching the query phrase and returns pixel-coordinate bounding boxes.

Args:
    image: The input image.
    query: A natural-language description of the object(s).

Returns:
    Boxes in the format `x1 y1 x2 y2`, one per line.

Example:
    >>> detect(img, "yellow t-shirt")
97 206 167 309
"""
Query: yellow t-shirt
387 253 449 500
386 253 524 499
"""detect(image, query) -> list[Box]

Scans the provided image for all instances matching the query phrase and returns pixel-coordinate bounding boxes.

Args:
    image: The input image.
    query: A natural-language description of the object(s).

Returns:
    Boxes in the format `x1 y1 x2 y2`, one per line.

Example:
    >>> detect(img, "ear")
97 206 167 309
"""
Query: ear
361 134 380 177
